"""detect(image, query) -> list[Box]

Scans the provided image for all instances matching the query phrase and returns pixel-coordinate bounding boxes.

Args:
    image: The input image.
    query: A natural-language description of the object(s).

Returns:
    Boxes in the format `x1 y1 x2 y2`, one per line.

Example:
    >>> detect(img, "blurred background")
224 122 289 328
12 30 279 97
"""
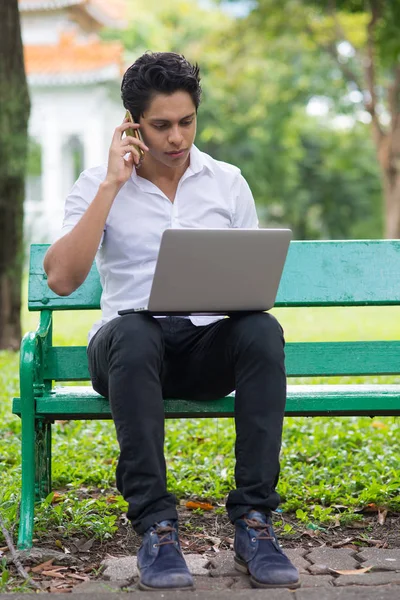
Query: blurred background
19 0 400 244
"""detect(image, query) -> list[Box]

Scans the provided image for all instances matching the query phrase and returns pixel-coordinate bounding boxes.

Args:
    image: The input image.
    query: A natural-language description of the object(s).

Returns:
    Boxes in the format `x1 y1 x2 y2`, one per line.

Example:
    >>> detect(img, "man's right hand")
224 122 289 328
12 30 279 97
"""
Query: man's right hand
105 120 149 187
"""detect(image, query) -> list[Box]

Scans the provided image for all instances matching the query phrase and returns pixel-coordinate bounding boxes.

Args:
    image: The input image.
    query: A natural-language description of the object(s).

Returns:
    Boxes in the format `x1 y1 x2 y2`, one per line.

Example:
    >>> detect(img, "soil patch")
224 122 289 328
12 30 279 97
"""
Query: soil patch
31 505 400 565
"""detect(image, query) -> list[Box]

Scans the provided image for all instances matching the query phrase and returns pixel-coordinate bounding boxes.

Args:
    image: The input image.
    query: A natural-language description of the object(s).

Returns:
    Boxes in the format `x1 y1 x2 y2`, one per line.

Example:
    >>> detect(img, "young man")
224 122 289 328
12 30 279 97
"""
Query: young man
44 52 299 591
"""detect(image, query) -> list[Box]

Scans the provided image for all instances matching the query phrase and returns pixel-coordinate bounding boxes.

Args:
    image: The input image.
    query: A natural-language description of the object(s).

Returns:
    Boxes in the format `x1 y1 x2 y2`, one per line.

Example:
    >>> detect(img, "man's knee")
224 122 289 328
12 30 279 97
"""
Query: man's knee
231 312 285 361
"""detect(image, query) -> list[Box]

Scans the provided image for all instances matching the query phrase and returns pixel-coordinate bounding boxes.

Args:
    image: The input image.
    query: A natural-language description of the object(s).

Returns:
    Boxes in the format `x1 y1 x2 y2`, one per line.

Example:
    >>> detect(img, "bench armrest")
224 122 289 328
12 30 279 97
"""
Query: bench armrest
20 310 53 406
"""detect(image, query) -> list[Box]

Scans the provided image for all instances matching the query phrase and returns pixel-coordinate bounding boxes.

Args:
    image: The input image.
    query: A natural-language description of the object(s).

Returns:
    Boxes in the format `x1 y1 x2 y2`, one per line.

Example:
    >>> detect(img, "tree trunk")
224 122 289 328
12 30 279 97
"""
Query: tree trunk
0 0 30 350
375 123 400 238
382 167 400 239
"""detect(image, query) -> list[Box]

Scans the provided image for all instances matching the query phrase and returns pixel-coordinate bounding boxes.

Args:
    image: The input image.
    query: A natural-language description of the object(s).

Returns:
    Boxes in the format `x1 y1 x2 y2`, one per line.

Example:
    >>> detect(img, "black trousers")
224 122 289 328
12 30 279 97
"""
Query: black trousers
87 312 286 534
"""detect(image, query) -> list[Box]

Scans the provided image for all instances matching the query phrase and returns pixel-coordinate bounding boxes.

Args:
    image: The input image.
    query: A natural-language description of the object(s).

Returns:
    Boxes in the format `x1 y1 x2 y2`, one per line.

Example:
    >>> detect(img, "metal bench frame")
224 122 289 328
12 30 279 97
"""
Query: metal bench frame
13 241 400 549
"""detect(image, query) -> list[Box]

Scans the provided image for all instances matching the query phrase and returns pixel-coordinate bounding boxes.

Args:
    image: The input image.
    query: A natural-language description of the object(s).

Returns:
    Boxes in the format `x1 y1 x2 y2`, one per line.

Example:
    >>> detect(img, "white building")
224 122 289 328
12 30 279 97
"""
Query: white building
19 0 127 242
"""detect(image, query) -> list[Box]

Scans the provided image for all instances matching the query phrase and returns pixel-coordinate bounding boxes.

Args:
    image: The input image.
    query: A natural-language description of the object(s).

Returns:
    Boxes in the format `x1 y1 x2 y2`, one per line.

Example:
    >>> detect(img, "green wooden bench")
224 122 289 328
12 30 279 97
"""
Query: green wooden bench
13 241 400 550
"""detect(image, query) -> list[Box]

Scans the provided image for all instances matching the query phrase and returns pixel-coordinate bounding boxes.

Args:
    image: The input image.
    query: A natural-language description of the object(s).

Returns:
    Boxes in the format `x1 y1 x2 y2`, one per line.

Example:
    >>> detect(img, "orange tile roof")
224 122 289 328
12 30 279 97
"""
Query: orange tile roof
24 32 124 76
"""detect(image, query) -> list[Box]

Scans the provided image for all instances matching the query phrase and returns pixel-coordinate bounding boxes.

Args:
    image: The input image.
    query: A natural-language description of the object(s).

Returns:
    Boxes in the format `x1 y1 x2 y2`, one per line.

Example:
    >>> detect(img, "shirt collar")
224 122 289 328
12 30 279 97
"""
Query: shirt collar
131 143 212 189
188 144 212 176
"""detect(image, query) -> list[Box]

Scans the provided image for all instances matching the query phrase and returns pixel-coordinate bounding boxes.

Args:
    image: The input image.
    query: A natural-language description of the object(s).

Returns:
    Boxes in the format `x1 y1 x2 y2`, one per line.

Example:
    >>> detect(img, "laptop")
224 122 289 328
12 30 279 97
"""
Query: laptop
118 228 292 316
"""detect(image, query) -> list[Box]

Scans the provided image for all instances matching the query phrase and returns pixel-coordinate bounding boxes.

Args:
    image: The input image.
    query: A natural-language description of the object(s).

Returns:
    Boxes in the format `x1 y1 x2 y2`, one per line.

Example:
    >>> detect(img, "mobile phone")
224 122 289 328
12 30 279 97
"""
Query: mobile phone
125 109 145 160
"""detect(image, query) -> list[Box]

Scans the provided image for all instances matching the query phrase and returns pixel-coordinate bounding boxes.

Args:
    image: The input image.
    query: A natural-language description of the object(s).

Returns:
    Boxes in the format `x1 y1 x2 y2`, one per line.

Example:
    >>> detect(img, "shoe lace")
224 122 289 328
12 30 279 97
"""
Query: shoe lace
153 524 176 547
244 518 275 541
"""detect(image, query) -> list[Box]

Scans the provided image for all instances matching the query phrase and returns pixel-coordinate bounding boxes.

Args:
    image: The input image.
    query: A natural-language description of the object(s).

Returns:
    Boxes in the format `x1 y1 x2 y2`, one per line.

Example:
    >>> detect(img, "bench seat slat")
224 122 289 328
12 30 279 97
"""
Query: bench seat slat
12 384 400 418
45 341 400 381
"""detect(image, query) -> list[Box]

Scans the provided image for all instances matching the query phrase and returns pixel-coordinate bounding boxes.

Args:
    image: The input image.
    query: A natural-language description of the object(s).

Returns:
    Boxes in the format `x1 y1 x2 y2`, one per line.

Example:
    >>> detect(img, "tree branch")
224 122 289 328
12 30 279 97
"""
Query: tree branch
303 20 364 94
0 514 42 590
388 64 400 136
363 0 384 140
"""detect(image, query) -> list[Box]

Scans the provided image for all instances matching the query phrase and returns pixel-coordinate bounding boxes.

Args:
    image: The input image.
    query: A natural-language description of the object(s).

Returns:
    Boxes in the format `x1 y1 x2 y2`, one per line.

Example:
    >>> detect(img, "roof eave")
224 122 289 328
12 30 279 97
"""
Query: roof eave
28 64 121 86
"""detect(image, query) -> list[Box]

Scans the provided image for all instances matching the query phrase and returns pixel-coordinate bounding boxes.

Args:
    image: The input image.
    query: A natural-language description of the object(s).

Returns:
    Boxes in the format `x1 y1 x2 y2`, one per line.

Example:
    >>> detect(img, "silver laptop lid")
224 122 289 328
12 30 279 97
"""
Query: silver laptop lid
147 228 292 315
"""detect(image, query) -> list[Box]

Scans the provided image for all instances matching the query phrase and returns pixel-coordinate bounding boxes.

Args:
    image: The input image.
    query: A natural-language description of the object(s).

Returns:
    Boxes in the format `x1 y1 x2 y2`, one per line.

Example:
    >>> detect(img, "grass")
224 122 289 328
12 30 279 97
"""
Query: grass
0 305 399 551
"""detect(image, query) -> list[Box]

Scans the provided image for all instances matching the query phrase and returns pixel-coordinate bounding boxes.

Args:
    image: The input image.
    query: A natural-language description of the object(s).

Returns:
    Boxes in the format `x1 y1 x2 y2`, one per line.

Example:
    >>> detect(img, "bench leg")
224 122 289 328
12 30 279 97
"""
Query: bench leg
35 419 52 502
18 418 52 550
17 409 36 550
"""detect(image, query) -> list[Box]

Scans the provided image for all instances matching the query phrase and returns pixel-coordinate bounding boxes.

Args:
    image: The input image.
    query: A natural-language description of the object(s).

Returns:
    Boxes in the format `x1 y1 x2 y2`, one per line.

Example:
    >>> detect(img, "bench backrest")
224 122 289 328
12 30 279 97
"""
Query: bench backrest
30 242 400 382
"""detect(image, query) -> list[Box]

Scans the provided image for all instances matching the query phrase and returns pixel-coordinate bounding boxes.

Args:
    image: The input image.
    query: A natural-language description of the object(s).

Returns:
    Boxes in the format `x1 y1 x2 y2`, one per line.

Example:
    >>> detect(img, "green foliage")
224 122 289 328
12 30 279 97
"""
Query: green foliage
102 0 385 238
26 138 42 177
275 118 383 239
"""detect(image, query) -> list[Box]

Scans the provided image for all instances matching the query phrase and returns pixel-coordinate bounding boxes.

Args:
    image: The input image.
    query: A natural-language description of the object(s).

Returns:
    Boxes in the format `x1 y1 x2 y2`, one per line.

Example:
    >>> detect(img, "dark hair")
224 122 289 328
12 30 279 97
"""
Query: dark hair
121 52 202 122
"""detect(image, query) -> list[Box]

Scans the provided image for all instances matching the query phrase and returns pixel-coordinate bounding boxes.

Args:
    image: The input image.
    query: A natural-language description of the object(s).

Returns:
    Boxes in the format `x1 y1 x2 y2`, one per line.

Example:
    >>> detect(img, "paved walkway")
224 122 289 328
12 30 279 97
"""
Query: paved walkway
96 547 400 592
2 547 399 598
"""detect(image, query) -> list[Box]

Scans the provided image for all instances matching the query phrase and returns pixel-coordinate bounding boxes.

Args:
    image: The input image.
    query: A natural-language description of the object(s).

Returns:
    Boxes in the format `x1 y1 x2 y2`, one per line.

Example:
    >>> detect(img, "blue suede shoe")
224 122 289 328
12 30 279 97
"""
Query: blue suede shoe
234 510 300 589
137 519 194 591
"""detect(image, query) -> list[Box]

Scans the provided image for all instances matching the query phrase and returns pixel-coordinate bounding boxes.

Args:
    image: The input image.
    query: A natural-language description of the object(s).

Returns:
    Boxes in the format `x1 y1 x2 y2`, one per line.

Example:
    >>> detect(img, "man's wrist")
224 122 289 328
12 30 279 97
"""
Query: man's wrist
101 178 124 196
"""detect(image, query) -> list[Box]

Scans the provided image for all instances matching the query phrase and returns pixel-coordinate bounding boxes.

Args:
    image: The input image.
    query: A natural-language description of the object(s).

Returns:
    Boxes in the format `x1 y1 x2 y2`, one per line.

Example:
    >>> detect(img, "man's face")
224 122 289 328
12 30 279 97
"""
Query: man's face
139 90 197 169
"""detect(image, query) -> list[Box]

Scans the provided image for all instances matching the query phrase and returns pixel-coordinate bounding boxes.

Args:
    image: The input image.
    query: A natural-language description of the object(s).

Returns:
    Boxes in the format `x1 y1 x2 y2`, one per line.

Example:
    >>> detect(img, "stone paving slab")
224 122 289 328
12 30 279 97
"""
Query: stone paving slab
284 548 311 574
71 581 126 594
308 563 334 575
193 575 251 590
306 548 359 571
208 550 238 577
295 587 400 599
333 571 400 586
185 554 210 575
299 574 334 587
205 549 311 578
102 555 137 581
230 574 254 589
102 554 211 581
357 548 400 571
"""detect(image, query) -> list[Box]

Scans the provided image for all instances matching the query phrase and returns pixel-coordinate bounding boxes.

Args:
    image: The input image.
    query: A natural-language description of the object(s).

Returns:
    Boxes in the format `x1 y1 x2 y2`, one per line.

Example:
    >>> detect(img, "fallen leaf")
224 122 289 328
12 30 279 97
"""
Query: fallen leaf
49 586 73 593
31 559 55 573
207 536 221 546
66 573 89 582
0 546 8 552
358 503 379 513
180 539 190 546
371 421 388 430
186 501 214 511
329 566 372 576
42 570 67 579
301 530 319 538
332 537 355 547
78 538 95 553
71 537 95 553
378 508 388 525
52 493 64 503
223 537 234 547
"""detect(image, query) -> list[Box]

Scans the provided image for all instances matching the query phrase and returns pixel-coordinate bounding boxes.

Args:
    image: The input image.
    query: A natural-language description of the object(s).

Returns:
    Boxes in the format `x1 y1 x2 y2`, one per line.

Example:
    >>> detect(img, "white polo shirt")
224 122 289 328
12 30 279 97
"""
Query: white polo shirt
61 144 259 342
